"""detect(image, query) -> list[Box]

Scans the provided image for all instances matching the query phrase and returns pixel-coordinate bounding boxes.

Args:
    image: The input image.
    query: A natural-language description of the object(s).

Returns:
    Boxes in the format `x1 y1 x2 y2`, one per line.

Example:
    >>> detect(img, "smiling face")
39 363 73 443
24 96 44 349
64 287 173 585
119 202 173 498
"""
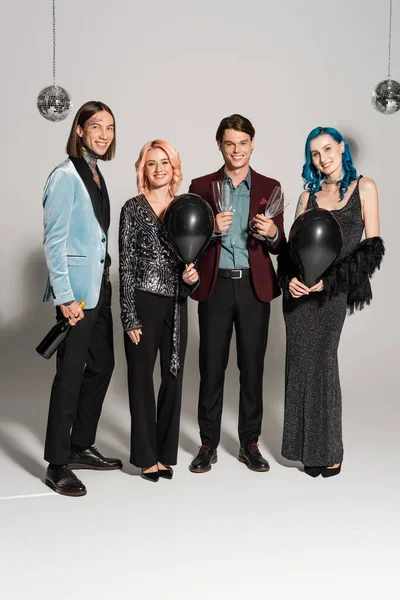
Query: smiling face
310 134 344 178
77 110 115 156
144 147 173 190
218 128 254 171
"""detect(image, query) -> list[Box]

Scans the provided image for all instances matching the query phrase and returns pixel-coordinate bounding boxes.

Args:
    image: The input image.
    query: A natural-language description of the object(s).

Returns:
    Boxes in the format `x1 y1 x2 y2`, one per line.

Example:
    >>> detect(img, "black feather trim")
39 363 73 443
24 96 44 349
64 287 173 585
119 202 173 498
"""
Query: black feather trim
277 237 385 313
321 236 385 313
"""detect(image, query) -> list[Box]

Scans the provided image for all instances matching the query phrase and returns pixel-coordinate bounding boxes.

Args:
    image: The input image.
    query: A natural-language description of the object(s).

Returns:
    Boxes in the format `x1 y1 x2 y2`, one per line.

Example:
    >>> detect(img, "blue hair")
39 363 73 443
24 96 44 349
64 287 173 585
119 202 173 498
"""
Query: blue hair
301 127 358 199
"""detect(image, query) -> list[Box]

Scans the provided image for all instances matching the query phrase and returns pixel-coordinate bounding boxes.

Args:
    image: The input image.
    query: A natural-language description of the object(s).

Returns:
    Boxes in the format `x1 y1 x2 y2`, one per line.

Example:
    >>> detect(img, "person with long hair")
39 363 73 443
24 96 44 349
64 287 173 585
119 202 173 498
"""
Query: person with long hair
278 126 384 477
119 140 198 482
42 101 122 497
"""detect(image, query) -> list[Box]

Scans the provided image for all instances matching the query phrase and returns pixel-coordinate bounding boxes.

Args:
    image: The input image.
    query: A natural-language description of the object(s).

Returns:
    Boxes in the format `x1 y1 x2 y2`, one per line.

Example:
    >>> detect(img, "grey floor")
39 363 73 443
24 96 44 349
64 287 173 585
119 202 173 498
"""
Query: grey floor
0 300 398 599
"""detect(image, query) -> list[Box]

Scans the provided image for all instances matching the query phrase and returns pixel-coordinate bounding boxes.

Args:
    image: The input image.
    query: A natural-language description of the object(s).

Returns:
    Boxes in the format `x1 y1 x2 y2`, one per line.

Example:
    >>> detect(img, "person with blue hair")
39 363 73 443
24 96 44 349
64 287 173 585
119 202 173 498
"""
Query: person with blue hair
278 126 384 477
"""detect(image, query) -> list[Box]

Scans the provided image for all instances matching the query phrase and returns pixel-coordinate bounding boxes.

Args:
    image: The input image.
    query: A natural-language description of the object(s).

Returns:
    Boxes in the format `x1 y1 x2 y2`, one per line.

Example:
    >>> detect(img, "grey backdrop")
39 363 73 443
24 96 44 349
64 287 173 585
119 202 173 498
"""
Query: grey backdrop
0 1 398 598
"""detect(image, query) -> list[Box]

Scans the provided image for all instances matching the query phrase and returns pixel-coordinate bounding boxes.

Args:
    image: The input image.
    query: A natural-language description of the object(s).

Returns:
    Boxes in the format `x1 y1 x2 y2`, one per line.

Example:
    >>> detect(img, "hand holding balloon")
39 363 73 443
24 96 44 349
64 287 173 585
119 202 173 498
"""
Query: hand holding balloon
308 280 324 293
215 211 233 234
182 263 199 285
289 277 324 298
289 277 310 298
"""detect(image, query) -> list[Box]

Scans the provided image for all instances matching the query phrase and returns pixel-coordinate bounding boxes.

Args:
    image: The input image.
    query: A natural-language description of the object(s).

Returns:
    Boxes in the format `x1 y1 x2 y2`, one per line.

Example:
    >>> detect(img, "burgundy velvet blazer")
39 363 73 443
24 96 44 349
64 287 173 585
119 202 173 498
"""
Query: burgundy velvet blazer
188 167 286 303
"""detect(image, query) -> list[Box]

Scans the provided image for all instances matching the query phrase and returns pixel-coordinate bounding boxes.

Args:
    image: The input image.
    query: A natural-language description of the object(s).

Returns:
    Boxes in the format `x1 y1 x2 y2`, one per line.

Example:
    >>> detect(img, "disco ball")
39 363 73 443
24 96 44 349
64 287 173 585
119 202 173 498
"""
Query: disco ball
371 79 400 115
37 85 72 122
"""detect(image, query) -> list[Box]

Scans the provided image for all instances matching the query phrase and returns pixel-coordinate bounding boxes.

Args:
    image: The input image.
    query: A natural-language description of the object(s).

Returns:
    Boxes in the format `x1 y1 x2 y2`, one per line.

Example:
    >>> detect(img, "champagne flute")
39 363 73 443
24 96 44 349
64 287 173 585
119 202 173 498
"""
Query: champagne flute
212 180 234 235
249 186 287 240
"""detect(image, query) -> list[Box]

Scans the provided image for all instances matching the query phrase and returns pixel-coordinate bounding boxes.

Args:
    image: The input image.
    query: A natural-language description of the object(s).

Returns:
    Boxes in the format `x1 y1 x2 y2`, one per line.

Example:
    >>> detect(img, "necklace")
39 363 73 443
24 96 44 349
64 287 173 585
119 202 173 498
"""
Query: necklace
322 170 344 185
323 177 342 185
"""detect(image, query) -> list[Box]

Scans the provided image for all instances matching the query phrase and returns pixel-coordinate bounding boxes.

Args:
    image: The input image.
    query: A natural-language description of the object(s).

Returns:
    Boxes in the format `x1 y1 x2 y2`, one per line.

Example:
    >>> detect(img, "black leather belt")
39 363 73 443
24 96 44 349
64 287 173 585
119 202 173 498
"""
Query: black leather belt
218 268 250 279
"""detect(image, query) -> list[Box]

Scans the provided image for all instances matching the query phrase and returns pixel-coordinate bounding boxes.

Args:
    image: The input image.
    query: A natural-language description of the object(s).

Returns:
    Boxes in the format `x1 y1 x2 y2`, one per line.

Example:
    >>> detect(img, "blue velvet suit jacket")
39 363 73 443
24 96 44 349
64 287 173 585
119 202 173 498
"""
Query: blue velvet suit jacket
42 157 109 309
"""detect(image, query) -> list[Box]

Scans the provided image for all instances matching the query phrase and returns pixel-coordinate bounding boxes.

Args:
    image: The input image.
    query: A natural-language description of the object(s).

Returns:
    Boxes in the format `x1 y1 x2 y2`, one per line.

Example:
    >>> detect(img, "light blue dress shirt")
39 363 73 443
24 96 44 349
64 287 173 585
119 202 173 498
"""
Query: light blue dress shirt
219 171 252 270
217 170 279 269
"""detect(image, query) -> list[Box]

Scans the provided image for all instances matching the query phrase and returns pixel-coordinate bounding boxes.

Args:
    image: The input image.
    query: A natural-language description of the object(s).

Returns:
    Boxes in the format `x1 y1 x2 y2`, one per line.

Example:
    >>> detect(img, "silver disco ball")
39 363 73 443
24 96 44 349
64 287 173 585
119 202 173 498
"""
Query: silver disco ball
37 85 72 122
371 79 400 115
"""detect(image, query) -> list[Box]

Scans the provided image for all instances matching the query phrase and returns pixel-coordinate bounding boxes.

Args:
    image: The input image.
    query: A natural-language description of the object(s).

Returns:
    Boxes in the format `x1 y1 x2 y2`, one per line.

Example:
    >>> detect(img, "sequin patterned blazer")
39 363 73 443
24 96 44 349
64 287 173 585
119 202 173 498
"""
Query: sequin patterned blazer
119 194 195 331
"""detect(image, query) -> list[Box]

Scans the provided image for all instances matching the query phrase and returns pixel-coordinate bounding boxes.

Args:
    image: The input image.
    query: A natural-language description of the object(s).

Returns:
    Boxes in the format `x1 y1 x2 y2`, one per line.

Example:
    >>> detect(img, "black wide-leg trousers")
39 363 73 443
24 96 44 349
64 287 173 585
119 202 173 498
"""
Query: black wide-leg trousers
197 275 270 450
44 278 114 465
124 290 188 468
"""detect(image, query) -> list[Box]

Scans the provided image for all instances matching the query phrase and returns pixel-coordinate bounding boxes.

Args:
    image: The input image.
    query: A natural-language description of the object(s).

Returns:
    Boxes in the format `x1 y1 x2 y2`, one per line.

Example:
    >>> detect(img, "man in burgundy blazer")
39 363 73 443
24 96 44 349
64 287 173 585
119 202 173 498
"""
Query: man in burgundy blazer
188 114 286 474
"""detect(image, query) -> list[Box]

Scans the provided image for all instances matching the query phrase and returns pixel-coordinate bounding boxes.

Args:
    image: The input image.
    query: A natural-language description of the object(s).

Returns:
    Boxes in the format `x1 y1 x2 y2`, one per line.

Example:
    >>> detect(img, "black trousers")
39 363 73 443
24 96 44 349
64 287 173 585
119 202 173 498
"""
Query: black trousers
197 275 270 449
124 290 188 468
44 278 114 465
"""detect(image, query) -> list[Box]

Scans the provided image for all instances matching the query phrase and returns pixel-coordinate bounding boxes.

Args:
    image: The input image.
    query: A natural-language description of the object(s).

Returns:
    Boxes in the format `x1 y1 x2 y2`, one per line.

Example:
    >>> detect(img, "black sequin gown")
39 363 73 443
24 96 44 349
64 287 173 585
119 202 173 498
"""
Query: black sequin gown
282 179 364 466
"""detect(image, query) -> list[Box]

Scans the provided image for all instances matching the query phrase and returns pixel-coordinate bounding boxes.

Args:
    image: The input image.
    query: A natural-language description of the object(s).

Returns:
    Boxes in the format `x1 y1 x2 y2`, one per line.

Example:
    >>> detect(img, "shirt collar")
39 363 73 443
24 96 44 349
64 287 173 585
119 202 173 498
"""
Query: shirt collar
223 168 251 189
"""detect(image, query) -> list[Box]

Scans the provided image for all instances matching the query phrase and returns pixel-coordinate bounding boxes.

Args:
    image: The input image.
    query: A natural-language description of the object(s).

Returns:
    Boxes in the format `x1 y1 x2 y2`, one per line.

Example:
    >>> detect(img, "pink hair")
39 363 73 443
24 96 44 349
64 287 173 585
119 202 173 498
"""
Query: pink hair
135 139 183 197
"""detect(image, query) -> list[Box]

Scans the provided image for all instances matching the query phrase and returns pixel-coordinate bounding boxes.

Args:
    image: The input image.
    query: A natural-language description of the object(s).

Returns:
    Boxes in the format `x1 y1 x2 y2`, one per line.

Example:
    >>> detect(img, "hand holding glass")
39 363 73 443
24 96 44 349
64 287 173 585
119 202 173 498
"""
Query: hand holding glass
249 186 286 240
212 180 234 235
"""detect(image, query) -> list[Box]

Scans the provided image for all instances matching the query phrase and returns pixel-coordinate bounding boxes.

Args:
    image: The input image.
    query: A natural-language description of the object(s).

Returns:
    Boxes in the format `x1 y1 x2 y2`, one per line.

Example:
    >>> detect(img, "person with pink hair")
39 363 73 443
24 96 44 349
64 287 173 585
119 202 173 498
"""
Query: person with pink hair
119 140 198 482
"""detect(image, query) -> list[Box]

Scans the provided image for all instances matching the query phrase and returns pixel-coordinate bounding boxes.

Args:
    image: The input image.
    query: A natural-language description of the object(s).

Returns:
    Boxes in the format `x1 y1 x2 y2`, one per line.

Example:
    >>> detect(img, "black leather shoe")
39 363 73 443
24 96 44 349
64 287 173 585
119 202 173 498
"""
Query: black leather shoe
304 466 322 478
238 442 270 472
189 445 217 473
141 469 159 483
69 446 122 471
158 467 173 480
321 464 342 478
45 465 87 497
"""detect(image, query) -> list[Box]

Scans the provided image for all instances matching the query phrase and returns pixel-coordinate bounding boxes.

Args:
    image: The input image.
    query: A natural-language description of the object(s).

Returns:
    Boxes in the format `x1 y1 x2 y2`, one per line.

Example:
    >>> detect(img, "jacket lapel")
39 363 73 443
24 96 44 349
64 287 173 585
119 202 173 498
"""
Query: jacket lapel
249 167 275 219
212 167 225 182
69 156 106 233
97 169 110 232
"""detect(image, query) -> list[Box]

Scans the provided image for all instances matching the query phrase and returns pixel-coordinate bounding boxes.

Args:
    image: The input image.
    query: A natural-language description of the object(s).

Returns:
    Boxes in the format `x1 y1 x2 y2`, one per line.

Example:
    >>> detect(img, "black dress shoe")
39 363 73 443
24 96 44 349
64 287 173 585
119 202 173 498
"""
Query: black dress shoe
141 469 159 483
238 443 270 472
321 464 342 478
304 465 322 478
189 445 217 473
158 467 173 480
45 465 87 497
69 446 122 471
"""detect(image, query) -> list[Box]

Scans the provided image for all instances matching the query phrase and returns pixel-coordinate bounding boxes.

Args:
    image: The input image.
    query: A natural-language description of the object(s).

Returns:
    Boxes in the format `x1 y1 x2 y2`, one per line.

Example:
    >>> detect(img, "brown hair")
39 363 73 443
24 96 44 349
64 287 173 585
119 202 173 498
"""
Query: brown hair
66 101 116 160
215 114 255 144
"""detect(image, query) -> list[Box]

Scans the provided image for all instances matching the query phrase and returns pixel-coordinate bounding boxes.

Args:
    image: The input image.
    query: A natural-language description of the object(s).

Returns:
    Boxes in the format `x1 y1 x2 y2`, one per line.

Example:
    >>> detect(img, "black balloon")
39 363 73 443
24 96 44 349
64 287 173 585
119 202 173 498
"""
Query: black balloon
164 193 214 263
289 208 343 287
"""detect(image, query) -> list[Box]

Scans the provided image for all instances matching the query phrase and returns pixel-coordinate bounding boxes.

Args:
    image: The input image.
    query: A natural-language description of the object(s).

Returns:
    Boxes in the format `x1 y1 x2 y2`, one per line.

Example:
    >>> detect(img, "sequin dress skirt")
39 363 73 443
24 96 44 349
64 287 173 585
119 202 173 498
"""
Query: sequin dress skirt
282 292 347 465
282 180 365 466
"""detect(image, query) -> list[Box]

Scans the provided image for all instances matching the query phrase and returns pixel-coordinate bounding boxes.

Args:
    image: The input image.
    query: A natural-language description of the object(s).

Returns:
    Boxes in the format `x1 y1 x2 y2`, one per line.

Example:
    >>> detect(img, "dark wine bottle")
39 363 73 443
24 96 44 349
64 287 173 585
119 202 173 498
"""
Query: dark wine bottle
36 301 86 359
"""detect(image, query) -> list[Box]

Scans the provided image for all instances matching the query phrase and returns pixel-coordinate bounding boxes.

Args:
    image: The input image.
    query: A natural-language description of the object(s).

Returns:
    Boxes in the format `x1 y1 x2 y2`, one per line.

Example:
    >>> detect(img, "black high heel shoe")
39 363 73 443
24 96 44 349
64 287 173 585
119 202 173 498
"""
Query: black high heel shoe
141 469 159 483
321 464 342 478
304 465 322 478
158 467 173 480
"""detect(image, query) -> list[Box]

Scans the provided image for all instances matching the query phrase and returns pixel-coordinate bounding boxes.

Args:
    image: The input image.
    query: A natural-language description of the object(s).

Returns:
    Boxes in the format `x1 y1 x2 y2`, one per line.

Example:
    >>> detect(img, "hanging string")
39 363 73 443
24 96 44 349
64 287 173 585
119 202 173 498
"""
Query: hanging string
388 0 393 78
53 0 56 86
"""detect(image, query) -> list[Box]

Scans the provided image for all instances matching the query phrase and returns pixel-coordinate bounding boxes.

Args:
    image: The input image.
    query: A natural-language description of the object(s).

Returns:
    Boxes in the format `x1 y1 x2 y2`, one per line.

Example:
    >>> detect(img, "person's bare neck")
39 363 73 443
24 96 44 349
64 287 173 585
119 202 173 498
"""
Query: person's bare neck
145 186 173 219
224 164 250 188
